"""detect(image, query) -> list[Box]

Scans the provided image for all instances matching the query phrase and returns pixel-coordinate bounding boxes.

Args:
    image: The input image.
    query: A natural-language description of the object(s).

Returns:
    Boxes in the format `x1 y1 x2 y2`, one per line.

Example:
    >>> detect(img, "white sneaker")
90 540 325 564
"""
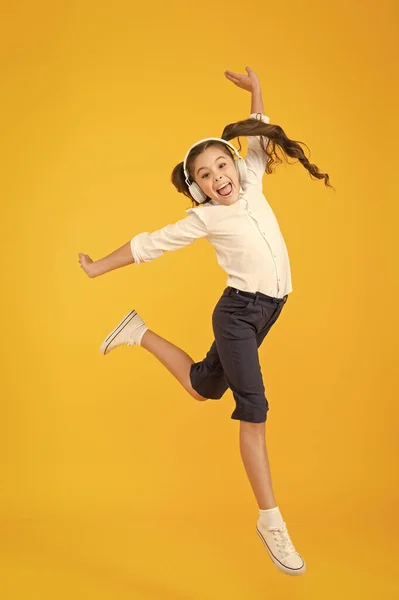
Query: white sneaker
256 521 306 576
99 310 148 355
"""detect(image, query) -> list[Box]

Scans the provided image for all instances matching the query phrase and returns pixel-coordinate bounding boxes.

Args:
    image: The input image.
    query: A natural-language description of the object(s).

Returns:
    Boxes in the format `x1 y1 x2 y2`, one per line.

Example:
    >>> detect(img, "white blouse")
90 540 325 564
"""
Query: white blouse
130 113 292 299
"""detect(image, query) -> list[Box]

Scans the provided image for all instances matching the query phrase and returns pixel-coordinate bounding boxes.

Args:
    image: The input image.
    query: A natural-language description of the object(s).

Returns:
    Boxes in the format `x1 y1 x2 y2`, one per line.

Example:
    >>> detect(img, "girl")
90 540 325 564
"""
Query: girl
78 66 331 576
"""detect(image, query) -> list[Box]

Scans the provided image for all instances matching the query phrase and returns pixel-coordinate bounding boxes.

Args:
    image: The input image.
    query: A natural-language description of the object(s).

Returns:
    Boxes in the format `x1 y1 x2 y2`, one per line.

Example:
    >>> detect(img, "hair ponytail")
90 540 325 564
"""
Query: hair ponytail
171 161 190 199
221 118 334 189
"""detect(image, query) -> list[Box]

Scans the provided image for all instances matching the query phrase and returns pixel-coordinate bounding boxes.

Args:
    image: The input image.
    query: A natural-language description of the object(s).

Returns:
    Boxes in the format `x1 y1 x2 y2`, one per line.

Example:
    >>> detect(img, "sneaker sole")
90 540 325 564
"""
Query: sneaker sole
256 526 306 576
99 310 137 355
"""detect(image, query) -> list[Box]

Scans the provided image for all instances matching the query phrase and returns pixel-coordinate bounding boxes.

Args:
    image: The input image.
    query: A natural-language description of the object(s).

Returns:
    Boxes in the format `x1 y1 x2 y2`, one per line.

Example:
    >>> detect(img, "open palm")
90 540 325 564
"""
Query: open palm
224 66 260 93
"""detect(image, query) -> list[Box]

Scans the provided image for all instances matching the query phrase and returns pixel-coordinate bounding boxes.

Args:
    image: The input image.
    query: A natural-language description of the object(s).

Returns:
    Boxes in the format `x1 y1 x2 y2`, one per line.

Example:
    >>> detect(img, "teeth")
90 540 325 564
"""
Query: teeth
217 183 230 191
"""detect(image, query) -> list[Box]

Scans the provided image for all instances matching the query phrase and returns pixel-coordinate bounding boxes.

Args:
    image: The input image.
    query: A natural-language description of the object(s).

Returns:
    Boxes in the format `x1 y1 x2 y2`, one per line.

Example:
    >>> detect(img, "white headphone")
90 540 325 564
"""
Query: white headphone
182 138 248 204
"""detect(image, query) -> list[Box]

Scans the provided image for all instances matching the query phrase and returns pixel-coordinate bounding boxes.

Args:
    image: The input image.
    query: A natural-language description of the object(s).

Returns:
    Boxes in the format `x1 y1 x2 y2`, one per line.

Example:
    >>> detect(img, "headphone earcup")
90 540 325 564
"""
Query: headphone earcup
235 158 248 185
188 181 207 204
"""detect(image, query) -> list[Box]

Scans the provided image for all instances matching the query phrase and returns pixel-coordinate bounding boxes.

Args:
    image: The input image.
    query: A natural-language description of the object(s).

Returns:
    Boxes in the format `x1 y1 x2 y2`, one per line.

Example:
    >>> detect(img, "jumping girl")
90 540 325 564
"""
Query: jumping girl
78 66 332 576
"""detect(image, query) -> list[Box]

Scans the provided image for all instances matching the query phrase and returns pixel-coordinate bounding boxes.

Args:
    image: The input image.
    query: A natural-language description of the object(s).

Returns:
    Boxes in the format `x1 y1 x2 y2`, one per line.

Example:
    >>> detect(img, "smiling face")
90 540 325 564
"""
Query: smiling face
192 145 240 205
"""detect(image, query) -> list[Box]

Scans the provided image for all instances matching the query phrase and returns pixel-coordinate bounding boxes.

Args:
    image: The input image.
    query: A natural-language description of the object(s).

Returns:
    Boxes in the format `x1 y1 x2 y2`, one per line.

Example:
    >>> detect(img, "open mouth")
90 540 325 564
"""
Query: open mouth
216 182 233 198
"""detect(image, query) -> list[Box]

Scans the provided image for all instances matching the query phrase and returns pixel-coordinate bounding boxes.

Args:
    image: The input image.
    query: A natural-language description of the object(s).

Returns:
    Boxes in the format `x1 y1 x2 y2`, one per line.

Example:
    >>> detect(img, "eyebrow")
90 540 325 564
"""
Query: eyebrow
196 156 227 175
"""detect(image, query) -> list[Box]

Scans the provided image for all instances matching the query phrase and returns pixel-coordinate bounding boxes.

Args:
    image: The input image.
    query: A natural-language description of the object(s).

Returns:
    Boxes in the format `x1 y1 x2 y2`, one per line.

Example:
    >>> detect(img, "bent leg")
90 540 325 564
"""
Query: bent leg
190 340 229 400
140 330 208 402
189 323 271 402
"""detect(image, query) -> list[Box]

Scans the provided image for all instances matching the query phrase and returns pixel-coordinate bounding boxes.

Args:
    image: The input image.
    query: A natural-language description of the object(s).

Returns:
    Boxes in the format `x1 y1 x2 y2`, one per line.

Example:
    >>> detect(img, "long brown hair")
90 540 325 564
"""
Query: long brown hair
171 117 334 207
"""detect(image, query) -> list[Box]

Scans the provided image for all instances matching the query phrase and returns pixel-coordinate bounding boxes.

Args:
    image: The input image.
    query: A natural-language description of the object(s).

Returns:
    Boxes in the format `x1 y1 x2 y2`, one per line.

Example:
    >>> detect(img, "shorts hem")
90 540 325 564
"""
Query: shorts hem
230 411 268 423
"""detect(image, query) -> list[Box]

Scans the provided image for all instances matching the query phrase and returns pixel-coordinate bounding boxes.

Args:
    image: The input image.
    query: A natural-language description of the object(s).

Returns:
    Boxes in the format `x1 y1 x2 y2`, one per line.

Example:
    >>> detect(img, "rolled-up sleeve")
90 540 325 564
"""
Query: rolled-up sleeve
245 113 271 184
130 211 208 264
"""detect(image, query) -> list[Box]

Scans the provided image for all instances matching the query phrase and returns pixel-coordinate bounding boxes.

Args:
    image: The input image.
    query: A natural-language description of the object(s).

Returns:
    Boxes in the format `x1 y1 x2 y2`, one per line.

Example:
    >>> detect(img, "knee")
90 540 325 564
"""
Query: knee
207 390 224 400
192 390 208 402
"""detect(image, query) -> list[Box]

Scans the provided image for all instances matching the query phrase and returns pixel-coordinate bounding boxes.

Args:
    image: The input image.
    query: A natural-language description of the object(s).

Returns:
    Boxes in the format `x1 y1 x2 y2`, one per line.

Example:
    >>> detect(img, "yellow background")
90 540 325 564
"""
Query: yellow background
1 0 398 598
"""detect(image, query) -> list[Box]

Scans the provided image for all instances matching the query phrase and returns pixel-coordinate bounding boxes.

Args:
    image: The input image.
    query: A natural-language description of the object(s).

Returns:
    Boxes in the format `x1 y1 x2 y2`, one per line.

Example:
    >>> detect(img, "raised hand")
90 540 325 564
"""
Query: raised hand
224 66 261 93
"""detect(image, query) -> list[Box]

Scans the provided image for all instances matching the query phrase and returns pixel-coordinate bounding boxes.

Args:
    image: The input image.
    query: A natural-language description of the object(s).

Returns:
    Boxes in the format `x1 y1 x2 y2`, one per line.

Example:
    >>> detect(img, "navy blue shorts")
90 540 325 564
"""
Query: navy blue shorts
189 286 288 423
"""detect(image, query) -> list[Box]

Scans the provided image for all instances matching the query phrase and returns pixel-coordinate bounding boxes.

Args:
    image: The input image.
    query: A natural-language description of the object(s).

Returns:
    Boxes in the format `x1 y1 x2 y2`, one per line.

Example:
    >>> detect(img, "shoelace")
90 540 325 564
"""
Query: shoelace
268 523 296 557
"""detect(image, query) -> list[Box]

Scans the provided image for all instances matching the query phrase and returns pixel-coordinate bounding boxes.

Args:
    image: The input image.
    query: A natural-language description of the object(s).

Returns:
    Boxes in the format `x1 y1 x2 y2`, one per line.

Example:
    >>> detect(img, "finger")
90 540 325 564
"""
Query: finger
225 70 241 78
225 73 241 84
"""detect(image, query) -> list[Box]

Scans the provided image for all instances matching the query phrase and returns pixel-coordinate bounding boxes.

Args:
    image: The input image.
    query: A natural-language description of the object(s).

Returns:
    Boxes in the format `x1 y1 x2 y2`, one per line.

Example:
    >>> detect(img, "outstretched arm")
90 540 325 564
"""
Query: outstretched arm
78 212 208 279
78 242 134 278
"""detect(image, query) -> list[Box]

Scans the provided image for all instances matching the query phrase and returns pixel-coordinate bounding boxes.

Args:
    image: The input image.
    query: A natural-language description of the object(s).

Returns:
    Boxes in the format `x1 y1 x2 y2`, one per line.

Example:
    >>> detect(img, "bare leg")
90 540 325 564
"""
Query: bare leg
140 330 208 402
239 421 277 510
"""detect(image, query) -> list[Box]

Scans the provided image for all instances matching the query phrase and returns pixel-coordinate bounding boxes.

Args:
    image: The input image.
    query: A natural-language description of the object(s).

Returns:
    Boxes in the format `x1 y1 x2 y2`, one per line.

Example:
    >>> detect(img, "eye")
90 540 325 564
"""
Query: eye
201 162 226 179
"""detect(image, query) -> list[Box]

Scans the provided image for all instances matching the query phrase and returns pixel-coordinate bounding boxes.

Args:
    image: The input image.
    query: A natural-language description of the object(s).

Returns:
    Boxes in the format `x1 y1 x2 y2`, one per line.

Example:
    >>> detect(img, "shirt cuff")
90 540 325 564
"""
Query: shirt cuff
130 236 142 265
249 113 270 124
